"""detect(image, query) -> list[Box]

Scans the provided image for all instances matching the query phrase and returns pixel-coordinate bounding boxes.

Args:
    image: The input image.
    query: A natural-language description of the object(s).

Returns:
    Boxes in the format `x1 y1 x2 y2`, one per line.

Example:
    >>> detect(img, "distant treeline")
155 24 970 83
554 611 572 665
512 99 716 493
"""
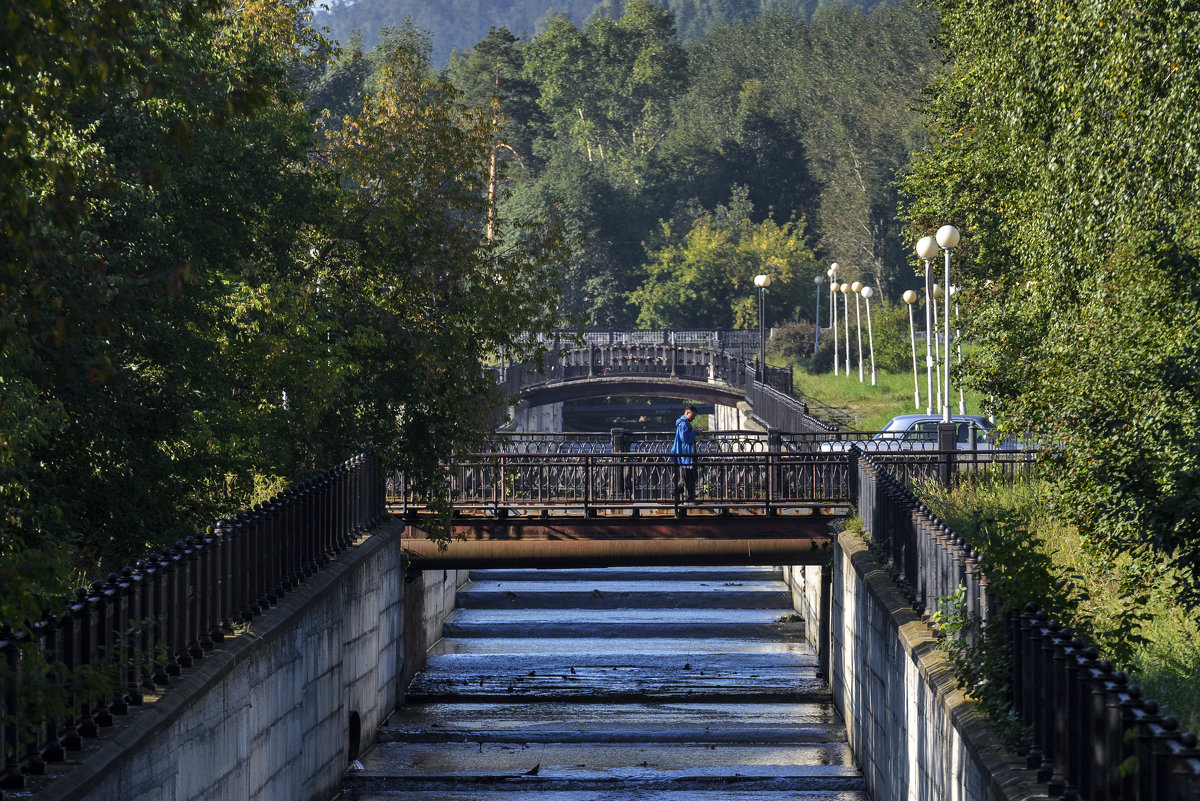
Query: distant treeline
303 1 936 333
312 0 896 66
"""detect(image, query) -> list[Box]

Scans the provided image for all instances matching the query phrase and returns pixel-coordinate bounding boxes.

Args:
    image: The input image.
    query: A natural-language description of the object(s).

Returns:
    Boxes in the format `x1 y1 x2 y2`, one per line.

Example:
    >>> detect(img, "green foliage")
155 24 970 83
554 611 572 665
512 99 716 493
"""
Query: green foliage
901 0 1200 600
2 2 567 617
932 586 1030 751
921 474 1200 733
630 189 818 328
423 2 937 333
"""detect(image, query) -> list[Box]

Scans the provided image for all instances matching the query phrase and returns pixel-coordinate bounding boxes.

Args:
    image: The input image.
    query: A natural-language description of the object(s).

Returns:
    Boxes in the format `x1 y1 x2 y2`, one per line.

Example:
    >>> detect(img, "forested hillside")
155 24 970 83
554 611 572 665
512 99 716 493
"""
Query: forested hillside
305 1 937 330
312 0 892 65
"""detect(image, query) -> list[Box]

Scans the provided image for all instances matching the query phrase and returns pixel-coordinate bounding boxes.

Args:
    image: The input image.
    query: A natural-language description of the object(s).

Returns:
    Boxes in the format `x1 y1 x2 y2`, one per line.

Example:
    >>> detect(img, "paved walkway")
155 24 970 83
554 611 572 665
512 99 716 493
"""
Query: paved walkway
340 566 868 800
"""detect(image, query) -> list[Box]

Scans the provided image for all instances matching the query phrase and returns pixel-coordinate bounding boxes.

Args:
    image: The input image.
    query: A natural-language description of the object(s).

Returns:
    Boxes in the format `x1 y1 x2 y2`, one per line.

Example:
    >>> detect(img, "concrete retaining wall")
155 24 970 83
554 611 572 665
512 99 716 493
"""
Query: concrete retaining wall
785 532 1047 801
508 402 563 433
36 521 466 801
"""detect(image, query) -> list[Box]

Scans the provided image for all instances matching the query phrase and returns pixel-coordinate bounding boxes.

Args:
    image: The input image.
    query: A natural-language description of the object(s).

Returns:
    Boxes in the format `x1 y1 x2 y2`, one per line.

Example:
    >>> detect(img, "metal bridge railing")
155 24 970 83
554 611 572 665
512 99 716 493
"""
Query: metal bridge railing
747 381 847 432
0 455 384 796
389 451 851 515
498 341 795 397
855 450 1200 801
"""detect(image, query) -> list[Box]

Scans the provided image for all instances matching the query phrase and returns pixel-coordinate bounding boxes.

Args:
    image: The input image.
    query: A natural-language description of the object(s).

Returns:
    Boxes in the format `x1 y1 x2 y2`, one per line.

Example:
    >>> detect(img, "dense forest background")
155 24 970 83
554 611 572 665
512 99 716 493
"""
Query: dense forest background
309 0 937 333
312 0 896 66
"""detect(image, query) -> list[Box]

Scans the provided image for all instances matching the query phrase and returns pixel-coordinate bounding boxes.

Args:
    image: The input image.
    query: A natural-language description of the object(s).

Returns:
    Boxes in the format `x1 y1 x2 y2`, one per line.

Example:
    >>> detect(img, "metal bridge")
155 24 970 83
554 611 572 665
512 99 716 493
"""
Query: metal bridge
491 330 853 431
388 429 1037 570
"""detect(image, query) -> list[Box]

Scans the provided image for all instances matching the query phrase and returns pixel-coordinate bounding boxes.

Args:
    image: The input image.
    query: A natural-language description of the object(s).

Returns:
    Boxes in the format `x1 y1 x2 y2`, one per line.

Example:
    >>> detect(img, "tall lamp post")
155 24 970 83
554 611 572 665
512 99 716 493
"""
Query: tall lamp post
754 273 770 381
841 282 852 377
931 283 943 411
829 280 840 374
861 285 876 385
935 225 960 423
951 284 966 415
916 236 938 415
828 263 840 374
902 289 920 409
851 281 864 382
813 274 824 356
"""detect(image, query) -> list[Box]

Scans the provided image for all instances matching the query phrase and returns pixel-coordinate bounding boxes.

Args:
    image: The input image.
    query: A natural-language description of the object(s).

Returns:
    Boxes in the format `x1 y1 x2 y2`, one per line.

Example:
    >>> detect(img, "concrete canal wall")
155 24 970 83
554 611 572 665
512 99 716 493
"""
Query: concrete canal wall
785 531 1047 801
39 521 467 801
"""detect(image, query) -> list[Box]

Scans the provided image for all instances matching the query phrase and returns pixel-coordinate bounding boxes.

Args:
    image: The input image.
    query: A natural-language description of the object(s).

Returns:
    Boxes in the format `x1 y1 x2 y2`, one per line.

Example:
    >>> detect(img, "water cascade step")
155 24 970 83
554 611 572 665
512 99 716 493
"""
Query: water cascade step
339 565 867 800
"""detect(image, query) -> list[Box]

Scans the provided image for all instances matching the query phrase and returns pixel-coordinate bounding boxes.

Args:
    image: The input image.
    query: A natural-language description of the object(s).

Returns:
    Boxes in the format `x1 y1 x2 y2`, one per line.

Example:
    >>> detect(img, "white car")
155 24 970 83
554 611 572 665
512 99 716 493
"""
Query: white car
818 414 1002 453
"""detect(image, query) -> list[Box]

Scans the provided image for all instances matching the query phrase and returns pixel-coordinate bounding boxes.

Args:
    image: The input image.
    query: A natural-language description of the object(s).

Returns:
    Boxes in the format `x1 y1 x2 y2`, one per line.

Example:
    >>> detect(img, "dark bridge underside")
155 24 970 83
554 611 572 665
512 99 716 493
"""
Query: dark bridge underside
519 377 747 407
401 512 839 568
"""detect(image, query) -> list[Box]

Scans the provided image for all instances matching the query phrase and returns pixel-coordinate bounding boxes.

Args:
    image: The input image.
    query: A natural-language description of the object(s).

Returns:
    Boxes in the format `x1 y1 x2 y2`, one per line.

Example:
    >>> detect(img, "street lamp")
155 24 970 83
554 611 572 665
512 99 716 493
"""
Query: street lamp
931 283 943 411
916 236 938 415
813 274 824 356
840 282 851 377
829 281 840 374
851 280 864 382
861 286 876 385
754 273 770 380
902 289 920 409
828 263 840 374
951 284 965 415
935 224 960 423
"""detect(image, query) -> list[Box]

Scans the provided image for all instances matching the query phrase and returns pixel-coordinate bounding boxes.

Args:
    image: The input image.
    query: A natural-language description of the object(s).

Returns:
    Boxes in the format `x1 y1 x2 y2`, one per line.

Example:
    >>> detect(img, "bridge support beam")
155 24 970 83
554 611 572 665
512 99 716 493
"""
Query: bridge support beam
401 536 833 569
401 516 837 569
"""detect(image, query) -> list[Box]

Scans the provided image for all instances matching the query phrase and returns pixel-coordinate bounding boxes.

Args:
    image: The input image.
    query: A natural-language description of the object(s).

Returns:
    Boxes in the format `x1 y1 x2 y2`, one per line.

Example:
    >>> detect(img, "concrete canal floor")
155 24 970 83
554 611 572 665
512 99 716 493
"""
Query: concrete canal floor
339 566 868 800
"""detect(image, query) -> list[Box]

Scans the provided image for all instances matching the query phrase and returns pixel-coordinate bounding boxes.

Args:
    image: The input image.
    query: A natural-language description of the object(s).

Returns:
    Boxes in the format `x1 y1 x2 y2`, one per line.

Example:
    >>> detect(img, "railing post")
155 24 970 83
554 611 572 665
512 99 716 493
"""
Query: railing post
119 566 146 707
213 521 234 636
584 452 593 517
182 538 205 661
937 421 956 486
767 427 781 514
197 531 217 650
38 613 66 765
104 572 130 716
1 629 24 792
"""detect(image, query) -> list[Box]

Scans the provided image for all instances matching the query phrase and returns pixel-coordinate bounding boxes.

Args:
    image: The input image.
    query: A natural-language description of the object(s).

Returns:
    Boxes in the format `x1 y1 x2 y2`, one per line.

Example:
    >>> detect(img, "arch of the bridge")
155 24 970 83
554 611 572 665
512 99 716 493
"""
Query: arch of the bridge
519 376 747 408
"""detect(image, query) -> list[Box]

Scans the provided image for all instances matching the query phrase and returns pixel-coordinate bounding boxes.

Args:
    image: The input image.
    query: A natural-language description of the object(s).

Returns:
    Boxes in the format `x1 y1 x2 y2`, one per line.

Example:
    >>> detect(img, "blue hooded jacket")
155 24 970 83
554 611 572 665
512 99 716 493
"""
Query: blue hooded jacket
672 414 696 467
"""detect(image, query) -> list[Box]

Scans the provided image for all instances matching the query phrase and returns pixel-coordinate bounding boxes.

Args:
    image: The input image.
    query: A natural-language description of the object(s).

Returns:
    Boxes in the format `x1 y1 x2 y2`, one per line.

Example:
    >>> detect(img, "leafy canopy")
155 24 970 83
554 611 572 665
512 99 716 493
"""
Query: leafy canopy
901 0 1200 600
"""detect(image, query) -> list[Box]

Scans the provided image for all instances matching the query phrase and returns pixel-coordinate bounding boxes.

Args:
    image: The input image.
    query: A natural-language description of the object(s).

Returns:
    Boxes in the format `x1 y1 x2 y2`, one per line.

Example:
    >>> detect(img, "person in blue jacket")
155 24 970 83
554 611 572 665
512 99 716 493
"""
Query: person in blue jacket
672 405 698 503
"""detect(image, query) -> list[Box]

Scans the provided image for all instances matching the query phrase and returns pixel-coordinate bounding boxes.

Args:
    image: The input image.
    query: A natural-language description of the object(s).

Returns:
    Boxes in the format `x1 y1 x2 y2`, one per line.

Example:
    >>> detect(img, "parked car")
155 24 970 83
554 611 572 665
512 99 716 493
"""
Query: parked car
818 414 1003 453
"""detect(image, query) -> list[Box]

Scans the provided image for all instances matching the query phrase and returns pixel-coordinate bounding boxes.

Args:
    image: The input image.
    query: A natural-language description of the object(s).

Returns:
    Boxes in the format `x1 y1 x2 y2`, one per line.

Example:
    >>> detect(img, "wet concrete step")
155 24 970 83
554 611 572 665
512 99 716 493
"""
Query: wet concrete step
426 636 812 656
469 566 785 583
456 579 792 609
405 650 827 702
342 565 864 801
343 792 867 801
440 608 801 639
348 741 862 792
380 700 843 737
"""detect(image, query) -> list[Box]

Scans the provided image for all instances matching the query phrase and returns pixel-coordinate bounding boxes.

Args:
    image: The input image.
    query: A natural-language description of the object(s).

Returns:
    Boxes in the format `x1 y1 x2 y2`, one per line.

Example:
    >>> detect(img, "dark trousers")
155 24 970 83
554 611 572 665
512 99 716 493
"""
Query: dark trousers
675 465 696 502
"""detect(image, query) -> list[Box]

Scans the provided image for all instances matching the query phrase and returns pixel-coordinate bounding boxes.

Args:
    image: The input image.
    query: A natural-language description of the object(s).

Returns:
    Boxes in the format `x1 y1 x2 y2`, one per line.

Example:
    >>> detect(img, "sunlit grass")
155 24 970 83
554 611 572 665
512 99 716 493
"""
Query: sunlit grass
921 474 1200 734
787 363 987 430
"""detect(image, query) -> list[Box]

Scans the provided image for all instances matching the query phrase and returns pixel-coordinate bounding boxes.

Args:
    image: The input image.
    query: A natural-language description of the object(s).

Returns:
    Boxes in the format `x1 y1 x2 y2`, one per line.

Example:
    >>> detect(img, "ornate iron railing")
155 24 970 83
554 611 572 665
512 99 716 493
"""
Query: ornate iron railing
389 450 851 514
0 454 383 796
854 450 1200 800
747 381 847 432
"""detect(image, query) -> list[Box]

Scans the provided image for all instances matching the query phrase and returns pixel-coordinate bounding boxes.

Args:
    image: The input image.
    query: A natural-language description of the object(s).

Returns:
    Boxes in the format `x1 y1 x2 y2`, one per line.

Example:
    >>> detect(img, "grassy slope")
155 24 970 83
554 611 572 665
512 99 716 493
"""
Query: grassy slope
786 361 987 431
921 477 1200 734
792 363 1200 733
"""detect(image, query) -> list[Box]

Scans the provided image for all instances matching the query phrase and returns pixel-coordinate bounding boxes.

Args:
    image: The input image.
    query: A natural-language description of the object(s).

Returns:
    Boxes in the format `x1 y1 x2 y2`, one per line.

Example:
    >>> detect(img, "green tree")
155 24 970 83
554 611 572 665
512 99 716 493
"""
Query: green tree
631 190 818 328
901 0 1200 599
523 0 687 186
315 46 566 502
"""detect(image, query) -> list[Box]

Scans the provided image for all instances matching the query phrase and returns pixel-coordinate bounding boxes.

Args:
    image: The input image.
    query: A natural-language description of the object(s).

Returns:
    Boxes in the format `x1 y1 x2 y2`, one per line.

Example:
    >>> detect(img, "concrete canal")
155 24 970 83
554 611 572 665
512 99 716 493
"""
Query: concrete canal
339 565 867 800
